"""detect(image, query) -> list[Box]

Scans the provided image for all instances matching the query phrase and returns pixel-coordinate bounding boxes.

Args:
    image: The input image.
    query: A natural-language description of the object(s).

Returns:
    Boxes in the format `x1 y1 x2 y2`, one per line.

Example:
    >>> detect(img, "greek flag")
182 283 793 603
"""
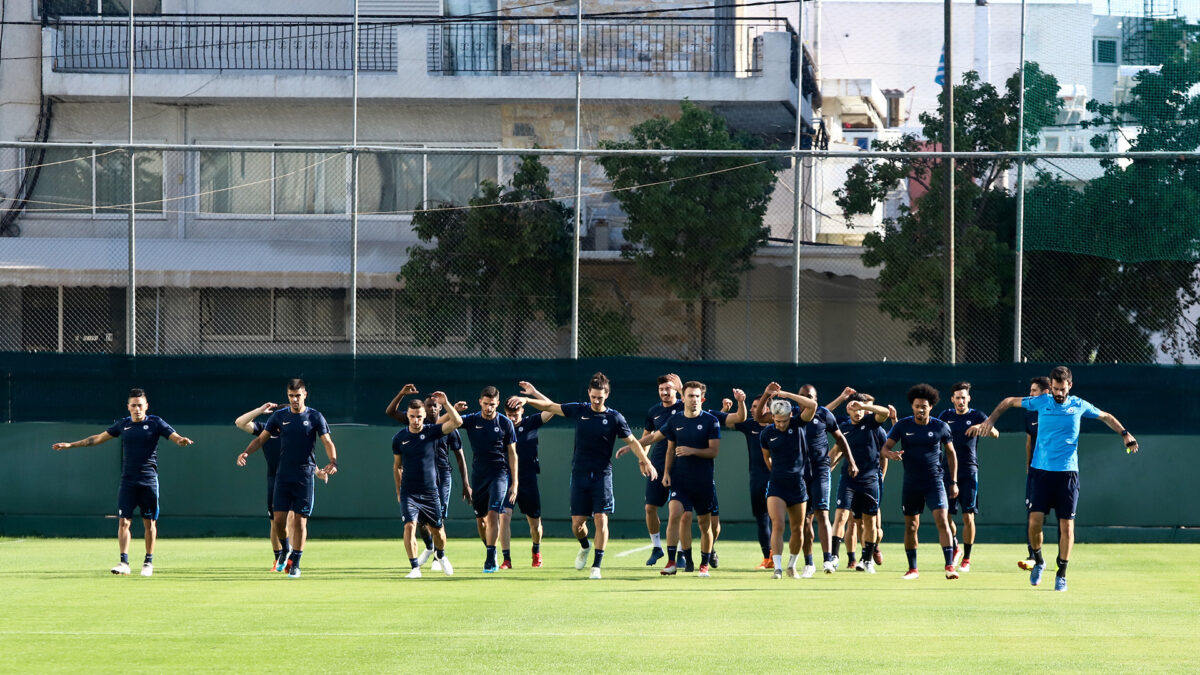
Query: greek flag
935 44 945 85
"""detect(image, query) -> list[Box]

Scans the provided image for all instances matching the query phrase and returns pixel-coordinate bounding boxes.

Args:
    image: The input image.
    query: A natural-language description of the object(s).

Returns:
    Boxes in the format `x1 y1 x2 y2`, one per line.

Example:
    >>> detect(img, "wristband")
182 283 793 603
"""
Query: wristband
330 461 338 468
1120 430 1131 437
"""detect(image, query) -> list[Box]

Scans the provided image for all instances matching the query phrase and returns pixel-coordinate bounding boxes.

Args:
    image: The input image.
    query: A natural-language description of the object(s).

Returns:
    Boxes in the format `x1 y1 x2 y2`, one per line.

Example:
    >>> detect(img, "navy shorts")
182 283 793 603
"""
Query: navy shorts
835 473 855 512
711 483 719 517
767 477 808 507
437 467 453 519
946 468 979 515
806 463 832 512
901 482 948 516
472 473 509 518
570 470 614 517
645 454 670 507
509 471 542 519
400 490 443 528
669 476 717 516
749 476 769 518
850 478 881 517
273 474 316 517
265 471 277 519
1024 470 1035 513
1028 468 1079 520
118 481 159 521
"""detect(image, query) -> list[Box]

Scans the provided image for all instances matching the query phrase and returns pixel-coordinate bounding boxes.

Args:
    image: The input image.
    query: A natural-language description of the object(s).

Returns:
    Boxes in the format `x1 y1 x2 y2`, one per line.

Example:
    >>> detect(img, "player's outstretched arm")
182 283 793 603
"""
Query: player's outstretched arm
518 383 557 423
168 432 194 447
385 384 419 423
236 429 271 466
1096 411 1139 453
825 386 856 412
510 381 564 416
235 403 276 434
971 396 1024 437
621 434 658 481
52 431 115 451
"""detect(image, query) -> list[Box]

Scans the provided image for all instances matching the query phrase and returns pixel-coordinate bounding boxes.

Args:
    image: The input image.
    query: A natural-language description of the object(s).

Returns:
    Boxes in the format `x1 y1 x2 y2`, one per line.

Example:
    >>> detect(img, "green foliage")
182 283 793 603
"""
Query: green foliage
595 100 778 359
579 291 641 358
397 155 573 357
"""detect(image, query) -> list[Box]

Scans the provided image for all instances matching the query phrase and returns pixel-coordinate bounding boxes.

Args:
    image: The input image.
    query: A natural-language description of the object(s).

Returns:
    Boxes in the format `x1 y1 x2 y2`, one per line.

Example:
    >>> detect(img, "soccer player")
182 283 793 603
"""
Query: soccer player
831 394 887 573
53 388 195 576
1018 376 1051 571
394 391 462 578
796 384 852 576
460 386 519 573
970 366 1138 592
508 372 656 580
500 387 556 568
660 381 722 577
710 389 773 569
235 401 284 568
938 382 998 572
754 381 818 579
386 387 470 571
633 374 683 566
237 378 338 578
881 383 959 580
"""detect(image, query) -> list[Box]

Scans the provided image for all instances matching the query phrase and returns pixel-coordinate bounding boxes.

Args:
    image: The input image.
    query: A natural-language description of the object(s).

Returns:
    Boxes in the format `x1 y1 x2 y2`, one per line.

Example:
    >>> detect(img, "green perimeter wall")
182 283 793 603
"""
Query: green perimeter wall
2 354 1196 542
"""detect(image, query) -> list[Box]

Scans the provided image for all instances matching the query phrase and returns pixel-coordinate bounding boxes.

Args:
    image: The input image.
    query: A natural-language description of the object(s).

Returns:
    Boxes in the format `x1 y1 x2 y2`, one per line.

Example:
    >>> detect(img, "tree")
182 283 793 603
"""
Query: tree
836 66 1062 362
596 100 779 360
397 155 573 357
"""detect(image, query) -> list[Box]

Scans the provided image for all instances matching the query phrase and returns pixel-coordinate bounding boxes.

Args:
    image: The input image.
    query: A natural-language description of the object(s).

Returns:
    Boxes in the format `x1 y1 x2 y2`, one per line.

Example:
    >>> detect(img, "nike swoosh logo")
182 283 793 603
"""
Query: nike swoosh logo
123 426 131 430
401 441 412 445
474 426 483 429
905 432 914 436
674 427 684 431
282 422 291 426
1031 422 1038 426
581 417 591 420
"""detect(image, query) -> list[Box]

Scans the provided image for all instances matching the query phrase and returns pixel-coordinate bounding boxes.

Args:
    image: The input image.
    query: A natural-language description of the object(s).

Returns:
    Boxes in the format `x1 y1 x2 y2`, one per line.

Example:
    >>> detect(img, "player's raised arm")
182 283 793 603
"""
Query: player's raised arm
52 431 116 451
433 391 463 436
825 386 856 412
236 428 272 466
724 388 749 426
1094 410 1139 453
235 402 276 434
752 382 781 424
772 388 818 423
518 382 557 423
849 399 892 425
385 384 419 423
509 381 565 417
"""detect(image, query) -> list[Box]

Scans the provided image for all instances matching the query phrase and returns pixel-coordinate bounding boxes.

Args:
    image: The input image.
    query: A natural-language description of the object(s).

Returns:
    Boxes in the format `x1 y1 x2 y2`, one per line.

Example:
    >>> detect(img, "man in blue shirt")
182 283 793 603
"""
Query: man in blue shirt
710 389 772 569
971 366 1138 591
796 384 852 576
661 381 722 577
753 381 818 579
509 372 656 580
500 392 555 569
831 393 887 573
881 383 960 581
937 381 997 573
54 388 194 576
1018 376 1050 571
460 386 519 574
393 391 462 578
629 374 683 566
237 378 338 578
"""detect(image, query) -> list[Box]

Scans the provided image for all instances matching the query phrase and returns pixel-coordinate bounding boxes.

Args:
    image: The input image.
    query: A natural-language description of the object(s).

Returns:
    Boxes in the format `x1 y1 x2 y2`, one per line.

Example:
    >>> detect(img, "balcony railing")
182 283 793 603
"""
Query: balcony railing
51 17 397 72
427 19 790 76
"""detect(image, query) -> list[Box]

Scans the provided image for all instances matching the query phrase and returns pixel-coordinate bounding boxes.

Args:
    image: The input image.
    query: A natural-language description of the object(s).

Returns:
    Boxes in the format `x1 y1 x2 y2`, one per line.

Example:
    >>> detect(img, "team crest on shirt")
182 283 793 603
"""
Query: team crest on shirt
602 419 609 425
927 431 933 437
143 425 148 430
304 421 310 426
1067 407 1077 414
419 434 425 440
518 426 523 432
696 424 702 430
494 426 500 433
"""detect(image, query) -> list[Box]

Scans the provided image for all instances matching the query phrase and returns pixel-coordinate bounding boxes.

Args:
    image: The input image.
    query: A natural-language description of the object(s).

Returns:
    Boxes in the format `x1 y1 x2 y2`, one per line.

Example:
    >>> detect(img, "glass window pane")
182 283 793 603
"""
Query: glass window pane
200 289 271 337
199 151 271 214
356 289 393 337
276 152 346 215
427 154 496 205
275 289 346 338
357 153 422 214
95 150 163 215
26 147 91 213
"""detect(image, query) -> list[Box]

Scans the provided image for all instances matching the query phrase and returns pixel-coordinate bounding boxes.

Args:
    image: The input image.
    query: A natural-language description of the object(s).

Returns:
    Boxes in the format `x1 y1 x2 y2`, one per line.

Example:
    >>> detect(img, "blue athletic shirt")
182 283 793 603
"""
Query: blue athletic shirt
264 407 331 482
461 412 516 478
1021 393 1102 473
435 429 462 473
662 410 722 483
937 408 988 468
561 402 633 475
836 413 885 483
251 421 283 476
393 423 446 493
106 415 176 486
758 414 807 487
887 416 953 489
645 400 684 461
514 413 547 475
710 411 768 481
801 406 839 467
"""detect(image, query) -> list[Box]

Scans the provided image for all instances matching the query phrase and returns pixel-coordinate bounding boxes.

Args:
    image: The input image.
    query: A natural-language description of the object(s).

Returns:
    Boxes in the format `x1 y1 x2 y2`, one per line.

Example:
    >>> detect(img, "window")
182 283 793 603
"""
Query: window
357 150 497 214
274 289 347 339
1043 136 1061 152
40 0 162 17
20 286 124 353
26 146 163 215
199 151 272 215
200 288 272 339
275 153 347 215
1094 39 1118 65
198 150 348 216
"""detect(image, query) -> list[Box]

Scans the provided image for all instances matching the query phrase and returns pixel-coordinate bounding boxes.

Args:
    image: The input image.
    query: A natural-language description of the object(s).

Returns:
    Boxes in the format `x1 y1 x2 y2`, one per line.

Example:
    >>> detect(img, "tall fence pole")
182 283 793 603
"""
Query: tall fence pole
790 11 805 365
943 0 956 365
126 3 136 356
1013 0 1028 363
570 0 583 360
350 0 360 357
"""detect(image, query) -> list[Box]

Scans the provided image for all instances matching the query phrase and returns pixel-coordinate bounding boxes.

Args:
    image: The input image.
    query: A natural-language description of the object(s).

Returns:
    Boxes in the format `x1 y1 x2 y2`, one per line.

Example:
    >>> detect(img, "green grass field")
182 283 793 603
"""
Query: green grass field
2 537 1197 673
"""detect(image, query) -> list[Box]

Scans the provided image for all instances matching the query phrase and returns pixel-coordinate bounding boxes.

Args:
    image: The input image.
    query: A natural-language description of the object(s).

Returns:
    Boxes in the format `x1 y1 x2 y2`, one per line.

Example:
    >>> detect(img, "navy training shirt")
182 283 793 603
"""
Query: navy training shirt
106 415 176 486
938 408 988 470
561 402 633 475
513 413 548 476
461 412 516 479
711 410 767 480
435 429 462 473
393 423 446 493
1024 408 1040 445
758 414 807 487
265 407 331 481
887 416 953 488
662 410 722 483
837 413 885 483
645 400 684 461
251 421 283 476
802 406 839 467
